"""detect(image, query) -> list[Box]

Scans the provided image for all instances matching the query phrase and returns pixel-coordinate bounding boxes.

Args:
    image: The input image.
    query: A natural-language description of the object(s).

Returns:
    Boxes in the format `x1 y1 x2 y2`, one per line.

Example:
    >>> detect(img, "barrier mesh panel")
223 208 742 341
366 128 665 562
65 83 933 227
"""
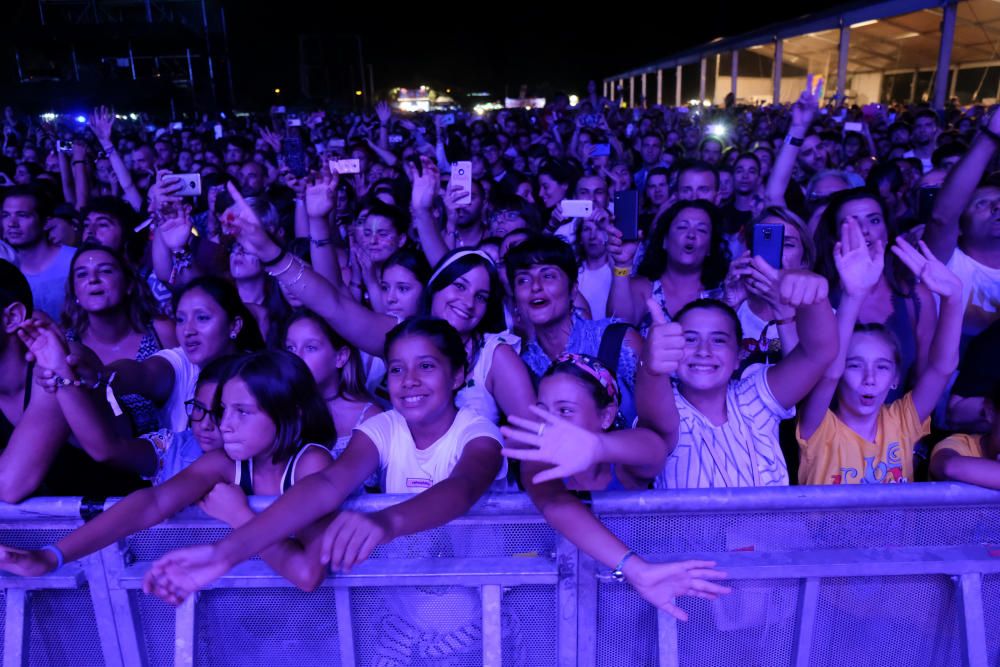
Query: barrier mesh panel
25 589 104 667
502 585 557 666
810 575 962 667
984 574 999 667
677 578 799 667
132 590 175 667
350 586 485 666
596 580 659 666
194 588 341 666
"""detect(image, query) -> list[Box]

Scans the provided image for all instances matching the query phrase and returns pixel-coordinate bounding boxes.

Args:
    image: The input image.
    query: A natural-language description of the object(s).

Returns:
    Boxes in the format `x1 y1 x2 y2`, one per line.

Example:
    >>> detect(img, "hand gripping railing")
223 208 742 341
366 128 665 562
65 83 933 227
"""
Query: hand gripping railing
0 484 998 666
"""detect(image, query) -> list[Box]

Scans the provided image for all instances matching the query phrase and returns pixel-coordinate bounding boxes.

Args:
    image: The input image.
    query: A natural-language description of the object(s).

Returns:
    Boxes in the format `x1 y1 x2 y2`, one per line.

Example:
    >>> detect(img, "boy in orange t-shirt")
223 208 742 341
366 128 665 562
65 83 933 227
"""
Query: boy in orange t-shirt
930 382 1000 489
797 221 963 485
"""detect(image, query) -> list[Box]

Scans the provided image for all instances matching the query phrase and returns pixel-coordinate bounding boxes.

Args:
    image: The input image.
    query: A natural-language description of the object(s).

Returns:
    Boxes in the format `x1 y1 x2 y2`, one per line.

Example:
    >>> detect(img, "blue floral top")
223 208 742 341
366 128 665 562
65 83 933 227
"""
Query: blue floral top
521 312 639 426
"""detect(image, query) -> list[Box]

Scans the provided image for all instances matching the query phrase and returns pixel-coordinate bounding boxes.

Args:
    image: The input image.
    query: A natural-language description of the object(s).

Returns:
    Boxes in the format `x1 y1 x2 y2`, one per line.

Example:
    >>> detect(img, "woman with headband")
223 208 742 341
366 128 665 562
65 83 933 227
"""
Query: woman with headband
219 183 536 426
501 352 730 625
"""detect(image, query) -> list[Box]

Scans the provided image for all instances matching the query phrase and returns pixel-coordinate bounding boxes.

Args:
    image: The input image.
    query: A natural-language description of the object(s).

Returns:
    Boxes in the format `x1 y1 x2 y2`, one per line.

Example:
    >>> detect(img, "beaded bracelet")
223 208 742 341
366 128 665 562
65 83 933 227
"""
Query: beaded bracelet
40 544 64 570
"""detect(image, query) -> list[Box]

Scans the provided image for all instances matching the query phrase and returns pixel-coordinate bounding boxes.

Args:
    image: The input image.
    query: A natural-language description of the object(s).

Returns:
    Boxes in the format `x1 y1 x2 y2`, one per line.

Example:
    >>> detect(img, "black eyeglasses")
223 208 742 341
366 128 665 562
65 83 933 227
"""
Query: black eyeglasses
184 399 215 424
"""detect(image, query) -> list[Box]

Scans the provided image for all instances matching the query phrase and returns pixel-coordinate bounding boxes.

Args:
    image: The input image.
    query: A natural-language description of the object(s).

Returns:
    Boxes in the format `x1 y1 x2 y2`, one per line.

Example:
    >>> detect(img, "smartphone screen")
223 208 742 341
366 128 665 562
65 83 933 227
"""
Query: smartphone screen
613 191 639 242
752 223 785 269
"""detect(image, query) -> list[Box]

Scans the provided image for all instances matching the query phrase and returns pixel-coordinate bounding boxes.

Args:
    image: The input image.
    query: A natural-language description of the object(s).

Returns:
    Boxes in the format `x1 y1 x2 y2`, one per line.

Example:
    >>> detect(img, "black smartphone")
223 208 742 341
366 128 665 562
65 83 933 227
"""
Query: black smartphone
917 185 940 225
214 189 235 217
282 132 308 178
613 190 639 242
752 222 785 269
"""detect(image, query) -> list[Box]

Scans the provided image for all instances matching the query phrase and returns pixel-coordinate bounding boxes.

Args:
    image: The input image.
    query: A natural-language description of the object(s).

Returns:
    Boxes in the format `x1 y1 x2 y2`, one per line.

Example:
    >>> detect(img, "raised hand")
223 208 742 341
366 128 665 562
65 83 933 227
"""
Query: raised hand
156 202 193 252
409 156 440 211
221 181 281 261
778 270 829 308
722 253 751 309
304 169 338 219
259 127 282 153
374 101 392 127
625 558 731 620
87 106 115 145
147 171 184 212
603 220 638 271
501 405 604 483
16 318 72 375
834 218 884 297
320 511 391 573
791 74 823 132
891 237 962 299
641 297 684 376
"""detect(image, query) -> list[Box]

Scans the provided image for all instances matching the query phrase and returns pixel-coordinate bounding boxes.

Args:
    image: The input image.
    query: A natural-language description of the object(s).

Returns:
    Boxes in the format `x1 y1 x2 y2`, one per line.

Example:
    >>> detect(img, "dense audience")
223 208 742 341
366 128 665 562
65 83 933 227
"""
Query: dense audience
0 72 998 616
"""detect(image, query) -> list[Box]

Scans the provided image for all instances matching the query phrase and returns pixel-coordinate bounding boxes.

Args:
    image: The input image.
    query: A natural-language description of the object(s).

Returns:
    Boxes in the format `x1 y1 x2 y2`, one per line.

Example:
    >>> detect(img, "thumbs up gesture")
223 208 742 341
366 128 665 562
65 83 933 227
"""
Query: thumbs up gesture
641 297 685 377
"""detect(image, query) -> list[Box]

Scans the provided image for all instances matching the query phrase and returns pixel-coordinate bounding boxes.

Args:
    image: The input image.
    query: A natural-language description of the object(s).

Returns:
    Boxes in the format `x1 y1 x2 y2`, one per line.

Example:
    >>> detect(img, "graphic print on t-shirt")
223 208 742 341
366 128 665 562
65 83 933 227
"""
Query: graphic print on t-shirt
830 441 905 484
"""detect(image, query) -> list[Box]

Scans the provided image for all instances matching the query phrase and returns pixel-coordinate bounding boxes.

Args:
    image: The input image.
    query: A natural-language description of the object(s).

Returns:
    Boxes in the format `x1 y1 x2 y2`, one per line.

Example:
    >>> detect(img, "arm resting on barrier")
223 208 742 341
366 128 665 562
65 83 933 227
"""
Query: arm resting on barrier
930 448 1000 489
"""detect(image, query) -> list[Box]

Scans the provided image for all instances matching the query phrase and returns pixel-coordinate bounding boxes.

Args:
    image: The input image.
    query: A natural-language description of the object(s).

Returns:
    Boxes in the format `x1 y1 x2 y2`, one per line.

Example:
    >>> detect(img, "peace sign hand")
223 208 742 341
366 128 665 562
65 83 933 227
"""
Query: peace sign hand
791 74 824 132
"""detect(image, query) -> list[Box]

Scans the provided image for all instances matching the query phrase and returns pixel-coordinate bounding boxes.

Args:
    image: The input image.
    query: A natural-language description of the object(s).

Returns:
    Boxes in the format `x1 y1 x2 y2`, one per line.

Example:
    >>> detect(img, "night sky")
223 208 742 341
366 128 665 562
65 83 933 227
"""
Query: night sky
225 1 848 105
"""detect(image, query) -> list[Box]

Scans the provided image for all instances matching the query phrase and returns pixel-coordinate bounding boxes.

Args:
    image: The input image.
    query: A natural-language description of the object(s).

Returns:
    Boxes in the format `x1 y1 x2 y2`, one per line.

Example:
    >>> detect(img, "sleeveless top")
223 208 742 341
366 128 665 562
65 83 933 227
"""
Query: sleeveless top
234 443 333 496
66 324 164 435
334 403 376 455
639 279 723 335
454 332 521 425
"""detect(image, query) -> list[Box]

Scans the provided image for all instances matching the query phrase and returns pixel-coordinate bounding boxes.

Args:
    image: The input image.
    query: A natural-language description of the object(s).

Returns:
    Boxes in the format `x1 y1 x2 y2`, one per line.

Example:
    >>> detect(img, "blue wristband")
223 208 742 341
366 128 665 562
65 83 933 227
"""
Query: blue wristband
40 544 64 570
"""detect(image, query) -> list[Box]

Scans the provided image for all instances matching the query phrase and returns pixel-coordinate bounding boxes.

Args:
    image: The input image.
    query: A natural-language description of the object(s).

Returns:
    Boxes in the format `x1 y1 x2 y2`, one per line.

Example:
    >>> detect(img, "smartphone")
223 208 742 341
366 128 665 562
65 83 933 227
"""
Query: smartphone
844 121 863 134
452 161 472 205
388 134 403 145
213 124 224 140
441 113 456 127
170 122 183 131
330 158 361 175
591 144 611 157
171 173 202 197
613 190 639 242
752 222 785 269
282 133 308 178
561 199 593 218
918 186 940 224
274 106 287 114
57 140 73 153
286 115 302 128
580 114 600 128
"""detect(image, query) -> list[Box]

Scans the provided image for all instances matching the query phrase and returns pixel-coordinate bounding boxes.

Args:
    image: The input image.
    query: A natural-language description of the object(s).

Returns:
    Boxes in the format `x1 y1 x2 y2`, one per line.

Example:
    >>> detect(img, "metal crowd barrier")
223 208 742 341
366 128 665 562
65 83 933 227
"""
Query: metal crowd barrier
0 483 999 666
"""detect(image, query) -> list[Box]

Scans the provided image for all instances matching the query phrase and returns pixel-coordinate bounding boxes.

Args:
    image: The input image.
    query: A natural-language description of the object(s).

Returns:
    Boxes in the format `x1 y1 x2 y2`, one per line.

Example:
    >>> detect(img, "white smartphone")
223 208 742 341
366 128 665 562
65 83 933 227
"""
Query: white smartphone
170 122 183 131
213 124 224 139
451 161 472 205
287 116 302 128
560 199 593 218
171 173 202 196
844 122 863 133
330 159 361 175
329 138 346 149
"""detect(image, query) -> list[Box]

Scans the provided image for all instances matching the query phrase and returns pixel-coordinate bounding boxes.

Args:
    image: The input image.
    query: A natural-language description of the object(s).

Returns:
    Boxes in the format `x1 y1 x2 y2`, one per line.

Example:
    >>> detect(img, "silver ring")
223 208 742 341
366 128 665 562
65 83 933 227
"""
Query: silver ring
537 423 546 437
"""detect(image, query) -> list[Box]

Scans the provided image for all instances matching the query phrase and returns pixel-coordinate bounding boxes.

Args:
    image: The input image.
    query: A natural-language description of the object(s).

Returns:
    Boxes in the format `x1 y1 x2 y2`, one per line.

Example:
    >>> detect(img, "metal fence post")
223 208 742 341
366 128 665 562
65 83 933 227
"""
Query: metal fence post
556 536 578 667
3 590 26 667
958 573 988 667
576 554 599 667
792 577 820 667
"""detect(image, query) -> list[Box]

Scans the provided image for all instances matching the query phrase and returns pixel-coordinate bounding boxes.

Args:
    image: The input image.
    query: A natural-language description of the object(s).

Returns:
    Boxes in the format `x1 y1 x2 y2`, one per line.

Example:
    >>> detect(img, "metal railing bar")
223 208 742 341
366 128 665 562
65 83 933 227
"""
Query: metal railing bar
792 577 820 667
333 587 356 667
481 584 502 667
2 589 25 667
958 573 988 667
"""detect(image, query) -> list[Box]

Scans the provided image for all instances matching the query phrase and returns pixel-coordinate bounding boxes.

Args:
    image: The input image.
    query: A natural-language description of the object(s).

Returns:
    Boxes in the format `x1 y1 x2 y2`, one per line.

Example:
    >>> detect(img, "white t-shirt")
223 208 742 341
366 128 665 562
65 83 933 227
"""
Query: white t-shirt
455 332 520 425
947 247 1000 338
357 408 505 494
655 364 794 489
578 264 612 319
152 347 200 433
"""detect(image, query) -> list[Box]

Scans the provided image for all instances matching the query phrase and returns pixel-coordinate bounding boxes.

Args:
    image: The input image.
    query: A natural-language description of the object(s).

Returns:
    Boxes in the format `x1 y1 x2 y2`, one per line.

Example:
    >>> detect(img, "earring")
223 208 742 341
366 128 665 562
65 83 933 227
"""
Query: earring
891 383 898 390
229 332 237 340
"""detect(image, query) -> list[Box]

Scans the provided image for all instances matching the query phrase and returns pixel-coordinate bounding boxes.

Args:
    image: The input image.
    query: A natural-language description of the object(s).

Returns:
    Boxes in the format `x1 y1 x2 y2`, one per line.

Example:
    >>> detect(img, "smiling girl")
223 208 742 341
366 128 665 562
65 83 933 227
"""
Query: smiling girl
797 221 963 485
142 317 505 604
0 350 336 592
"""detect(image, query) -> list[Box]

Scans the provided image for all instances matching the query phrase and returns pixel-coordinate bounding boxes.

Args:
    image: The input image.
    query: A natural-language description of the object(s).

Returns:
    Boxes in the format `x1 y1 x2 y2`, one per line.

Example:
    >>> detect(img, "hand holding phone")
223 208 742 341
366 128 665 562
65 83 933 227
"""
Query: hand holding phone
451 161 472 205
560 199 593 219
613 191 639 242
752 223 784 269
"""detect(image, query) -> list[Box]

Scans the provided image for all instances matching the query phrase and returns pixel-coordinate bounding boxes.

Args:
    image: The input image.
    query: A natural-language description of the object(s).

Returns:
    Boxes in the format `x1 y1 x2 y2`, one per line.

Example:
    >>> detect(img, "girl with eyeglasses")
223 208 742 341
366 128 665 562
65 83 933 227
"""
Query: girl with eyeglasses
0 349 336 594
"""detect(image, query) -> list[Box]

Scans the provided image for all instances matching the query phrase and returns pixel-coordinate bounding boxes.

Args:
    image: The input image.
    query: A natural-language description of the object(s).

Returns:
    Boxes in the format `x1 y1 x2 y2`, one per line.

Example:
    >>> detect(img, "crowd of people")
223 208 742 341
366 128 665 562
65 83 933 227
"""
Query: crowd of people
0 72 997 618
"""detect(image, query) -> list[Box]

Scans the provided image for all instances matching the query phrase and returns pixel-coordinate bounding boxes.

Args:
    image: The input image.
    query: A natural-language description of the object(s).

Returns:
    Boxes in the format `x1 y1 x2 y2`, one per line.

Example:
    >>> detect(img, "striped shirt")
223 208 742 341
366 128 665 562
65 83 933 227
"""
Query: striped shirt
655 364 794 489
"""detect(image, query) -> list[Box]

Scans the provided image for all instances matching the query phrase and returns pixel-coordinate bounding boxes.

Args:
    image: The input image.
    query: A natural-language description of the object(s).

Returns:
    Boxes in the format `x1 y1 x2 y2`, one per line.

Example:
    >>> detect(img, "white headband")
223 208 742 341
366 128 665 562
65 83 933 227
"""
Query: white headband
428 249 495 286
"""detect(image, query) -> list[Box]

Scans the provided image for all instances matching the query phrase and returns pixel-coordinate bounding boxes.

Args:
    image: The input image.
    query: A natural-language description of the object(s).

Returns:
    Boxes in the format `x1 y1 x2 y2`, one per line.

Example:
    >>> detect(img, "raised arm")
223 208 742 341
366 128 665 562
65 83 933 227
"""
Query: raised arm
224 182 396 356
762 268 838 410
765 76 822 208
408 156 448 267
603 222 642 323
797 220 881 439
88 107 142 211
634 297 682 451
925 111 1000 262
891 238 964 420
302 169 342 286
16 320 157 475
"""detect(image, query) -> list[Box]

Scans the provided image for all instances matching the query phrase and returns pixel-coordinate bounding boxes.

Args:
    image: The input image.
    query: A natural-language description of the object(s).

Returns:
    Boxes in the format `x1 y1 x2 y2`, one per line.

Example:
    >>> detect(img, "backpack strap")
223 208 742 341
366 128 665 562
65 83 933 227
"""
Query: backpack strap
597 322 633 373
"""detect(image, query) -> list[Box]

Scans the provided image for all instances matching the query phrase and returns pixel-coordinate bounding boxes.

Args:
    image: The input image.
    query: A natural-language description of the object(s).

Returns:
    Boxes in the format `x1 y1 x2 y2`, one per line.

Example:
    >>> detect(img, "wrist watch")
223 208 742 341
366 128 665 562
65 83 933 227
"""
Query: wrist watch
784 135 804 147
